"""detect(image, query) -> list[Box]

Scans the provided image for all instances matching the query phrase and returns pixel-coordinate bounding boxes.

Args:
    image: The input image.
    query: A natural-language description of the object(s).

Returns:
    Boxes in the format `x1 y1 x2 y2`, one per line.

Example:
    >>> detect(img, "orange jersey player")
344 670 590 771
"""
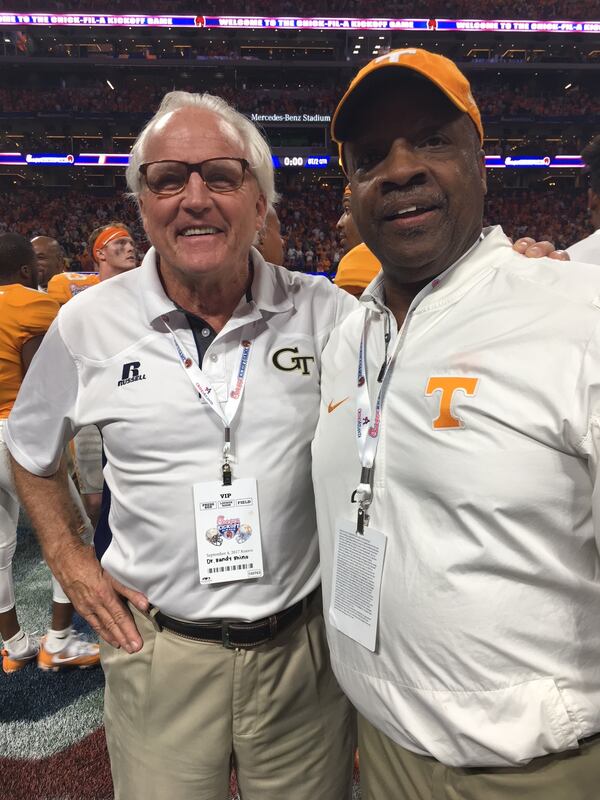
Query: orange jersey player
46 269 100 306
46 223 137 306
50 223 137 526
0 258 58 419
0 232 99 673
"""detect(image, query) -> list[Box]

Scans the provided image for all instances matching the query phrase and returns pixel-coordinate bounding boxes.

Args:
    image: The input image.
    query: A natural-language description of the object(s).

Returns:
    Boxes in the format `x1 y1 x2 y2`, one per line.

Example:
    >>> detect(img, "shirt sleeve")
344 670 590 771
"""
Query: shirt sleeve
572 318 600 555
313 279 359 365
587 420 600 557
46 275 70 306
333 282 360 325
19 293 59 341
5 316 80 476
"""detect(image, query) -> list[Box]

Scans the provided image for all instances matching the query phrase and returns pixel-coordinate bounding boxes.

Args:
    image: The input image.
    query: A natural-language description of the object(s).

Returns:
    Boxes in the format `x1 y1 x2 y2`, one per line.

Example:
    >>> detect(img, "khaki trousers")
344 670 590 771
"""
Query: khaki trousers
359 714 600 800
101 598 355 800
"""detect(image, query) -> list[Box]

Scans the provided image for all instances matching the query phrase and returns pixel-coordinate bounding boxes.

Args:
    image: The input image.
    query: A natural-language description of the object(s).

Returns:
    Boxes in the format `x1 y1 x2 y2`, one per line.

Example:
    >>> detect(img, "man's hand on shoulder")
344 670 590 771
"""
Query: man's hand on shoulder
512 237 570 261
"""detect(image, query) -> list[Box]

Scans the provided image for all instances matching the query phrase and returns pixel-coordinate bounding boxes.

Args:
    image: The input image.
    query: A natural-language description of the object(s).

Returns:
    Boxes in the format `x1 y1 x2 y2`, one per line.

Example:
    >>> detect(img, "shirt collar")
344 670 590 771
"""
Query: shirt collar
360 226 509 314
139 245 294 326
247 247 294 314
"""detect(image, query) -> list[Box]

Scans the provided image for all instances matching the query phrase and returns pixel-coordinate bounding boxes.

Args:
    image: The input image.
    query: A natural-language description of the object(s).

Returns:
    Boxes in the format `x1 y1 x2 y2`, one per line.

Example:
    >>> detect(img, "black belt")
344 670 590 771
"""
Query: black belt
148 588 318 649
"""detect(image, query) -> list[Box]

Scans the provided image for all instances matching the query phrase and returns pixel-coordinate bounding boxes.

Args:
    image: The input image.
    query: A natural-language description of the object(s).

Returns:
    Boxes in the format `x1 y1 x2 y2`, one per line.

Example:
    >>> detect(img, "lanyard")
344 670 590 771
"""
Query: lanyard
162 314 252 486
351 235 486 533
352 307 401 534
351 286 434 533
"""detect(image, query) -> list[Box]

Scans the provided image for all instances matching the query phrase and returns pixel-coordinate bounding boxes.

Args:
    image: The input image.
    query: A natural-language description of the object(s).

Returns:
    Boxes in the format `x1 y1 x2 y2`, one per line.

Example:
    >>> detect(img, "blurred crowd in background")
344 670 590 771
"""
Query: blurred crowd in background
0 180 591 273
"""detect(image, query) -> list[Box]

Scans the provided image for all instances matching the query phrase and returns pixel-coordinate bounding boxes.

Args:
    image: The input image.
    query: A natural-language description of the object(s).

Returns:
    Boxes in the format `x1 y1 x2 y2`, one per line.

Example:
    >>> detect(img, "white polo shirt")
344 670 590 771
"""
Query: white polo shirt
7 247 356 621
567 228 600 265
313 226 600 768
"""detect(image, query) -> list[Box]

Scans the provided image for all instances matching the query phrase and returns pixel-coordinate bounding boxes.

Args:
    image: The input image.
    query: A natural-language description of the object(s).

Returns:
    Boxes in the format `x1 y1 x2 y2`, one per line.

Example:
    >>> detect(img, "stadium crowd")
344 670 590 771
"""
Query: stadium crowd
0 84 340 117
0 181 592 274
0 189 146 271
1 0 599 20
475 84 600 119
1 80 599 120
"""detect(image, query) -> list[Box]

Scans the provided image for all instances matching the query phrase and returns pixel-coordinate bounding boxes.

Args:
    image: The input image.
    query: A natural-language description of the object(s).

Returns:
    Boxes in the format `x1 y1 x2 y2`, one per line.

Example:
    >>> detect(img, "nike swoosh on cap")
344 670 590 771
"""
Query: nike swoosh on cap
327 398 349 413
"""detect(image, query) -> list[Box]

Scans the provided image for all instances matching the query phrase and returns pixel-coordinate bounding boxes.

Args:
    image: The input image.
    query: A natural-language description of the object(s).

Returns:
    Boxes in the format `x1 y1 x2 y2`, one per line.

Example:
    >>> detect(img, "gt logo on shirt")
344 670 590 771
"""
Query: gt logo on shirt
272 347 315 376
118 361 147 387
425 377 479 430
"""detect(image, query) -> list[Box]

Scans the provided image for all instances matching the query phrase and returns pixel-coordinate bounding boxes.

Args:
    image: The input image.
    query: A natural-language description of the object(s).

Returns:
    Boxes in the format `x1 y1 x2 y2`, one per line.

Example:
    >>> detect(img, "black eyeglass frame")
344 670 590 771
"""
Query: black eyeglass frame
139 157 251 196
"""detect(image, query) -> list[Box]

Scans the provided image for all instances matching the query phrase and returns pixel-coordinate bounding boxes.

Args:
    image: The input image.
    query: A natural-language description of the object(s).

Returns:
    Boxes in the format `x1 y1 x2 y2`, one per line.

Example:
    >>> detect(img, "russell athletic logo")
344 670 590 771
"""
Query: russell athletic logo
118 361 147 387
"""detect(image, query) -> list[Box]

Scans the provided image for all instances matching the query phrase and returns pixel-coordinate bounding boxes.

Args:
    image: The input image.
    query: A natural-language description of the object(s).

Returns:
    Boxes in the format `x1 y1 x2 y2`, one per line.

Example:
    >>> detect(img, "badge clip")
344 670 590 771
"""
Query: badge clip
356 503 369 535
222 460 232 486
222 428 232 485
351 466 372 535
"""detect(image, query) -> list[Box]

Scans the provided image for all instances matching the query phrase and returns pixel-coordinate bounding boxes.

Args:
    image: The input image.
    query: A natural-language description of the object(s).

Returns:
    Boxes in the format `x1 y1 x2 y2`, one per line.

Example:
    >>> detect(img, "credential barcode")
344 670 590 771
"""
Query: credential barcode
208 563 253 574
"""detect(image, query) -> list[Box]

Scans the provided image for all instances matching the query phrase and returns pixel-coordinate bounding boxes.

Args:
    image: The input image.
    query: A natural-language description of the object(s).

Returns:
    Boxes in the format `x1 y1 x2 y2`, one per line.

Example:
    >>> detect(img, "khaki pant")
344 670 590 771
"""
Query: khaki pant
101 598 355 800
359 714 600 800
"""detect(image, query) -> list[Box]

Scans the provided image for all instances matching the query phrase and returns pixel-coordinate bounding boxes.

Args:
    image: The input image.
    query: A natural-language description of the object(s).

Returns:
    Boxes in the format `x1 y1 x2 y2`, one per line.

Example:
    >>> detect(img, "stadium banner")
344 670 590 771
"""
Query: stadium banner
0 13 599 34
0 152 586 169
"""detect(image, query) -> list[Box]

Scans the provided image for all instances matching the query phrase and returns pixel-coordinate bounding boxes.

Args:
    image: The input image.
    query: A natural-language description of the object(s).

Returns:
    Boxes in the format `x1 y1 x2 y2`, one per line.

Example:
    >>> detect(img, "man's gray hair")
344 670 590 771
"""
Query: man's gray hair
126 91 278 206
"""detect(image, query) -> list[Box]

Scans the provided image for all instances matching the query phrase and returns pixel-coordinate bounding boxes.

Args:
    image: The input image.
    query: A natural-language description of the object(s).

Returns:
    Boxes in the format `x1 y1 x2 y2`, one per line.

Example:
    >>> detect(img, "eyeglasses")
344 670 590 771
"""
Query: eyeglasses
140 158 250 197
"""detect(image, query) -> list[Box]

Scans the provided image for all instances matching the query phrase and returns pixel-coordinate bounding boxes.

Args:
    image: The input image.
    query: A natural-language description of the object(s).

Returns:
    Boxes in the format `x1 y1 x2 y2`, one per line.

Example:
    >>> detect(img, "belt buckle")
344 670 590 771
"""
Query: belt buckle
222 620 235 649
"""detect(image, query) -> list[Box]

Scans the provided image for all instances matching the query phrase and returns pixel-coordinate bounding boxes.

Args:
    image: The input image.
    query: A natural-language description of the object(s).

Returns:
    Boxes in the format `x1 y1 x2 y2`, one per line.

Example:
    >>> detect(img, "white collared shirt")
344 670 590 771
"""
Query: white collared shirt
313 226 600 767
7 247 356 621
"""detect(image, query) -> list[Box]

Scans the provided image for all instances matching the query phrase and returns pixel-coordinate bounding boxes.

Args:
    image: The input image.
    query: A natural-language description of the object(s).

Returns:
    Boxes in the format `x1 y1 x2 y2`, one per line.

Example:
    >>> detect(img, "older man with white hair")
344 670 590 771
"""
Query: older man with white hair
5 92 355 800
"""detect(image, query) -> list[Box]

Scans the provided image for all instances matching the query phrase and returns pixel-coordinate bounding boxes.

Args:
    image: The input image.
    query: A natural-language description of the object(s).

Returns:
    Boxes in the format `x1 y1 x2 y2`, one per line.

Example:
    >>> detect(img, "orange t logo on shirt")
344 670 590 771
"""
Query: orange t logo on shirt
425 377 479 430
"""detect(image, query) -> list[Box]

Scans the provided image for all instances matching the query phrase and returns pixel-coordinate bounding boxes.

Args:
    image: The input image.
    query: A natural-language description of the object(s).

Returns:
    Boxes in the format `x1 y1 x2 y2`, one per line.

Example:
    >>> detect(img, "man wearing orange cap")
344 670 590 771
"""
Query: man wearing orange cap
334 184 380 297
313 48 600 798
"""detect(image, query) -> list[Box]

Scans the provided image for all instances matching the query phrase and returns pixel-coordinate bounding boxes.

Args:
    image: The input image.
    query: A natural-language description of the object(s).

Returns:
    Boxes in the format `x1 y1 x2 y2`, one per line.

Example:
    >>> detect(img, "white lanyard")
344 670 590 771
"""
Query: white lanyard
352 235 485 533
352 286 434 534
162 314 252 485
352 307 401 533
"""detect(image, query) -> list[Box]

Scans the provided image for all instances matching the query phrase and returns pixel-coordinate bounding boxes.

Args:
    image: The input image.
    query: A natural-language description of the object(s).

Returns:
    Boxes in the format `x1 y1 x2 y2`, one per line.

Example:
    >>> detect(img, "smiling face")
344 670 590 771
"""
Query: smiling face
138 107 267 288
345 75 486 286
31 236 63 288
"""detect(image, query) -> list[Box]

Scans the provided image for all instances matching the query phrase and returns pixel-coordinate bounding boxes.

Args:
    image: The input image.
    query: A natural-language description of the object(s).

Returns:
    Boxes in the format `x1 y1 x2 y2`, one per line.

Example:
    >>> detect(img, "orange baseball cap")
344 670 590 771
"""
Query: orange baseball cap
334 242 380 295
332 48 483 171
